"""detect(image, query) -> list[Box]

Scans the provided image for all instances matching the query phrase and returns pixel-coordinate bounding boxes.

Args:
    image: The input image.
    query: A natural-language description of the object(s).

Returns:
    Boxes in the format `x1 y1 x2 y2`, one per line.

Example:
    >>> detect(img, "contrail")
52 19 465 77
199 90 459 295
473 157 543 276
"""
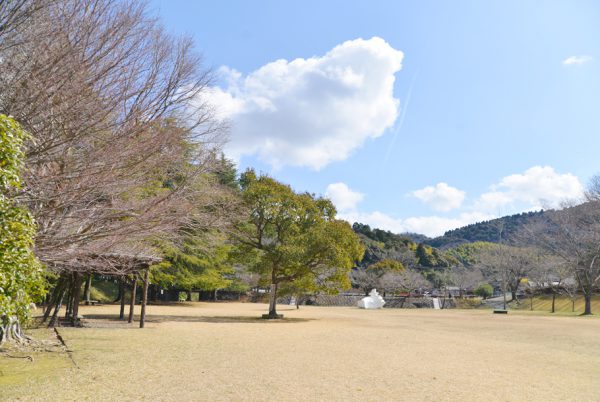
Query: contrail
382 71 418 168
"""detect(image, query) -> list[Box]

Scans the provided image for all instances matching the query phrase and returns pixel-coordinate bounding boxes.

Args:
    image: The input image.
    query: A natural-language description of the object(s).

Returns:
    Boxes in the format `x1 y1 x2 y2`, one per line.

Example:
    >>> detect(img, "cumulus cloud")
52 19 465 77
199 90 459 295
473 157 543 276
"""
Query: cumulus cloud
475 166 584 213
334 166 584 238
562 55 593 65
338 210 494 238
325 183 364 212
210 37 404 169
411 182 465 212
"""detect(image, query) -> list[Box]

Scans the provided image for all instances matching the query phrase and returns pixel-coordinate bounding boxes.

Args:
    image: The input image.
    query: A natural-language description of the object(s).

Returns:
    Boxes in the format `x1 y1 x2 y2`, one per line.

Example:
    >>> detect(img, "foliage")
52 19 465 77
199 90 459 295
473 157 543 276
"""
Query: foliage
446 242 497 266
367 259 405 274
0 115 45 327
474 284 493 299
352 223 415 250
234 171 364 315
151 234 234 293
415 243 458 267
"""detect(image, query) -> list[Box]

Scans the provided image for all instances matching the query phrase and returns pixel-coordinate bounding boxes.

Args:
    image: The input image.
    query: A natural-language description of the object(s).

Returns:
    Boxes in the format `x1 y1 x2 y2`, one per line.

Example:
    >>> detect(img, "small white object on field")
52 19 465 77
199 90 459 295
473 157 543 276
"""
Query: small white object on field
357 289 385 309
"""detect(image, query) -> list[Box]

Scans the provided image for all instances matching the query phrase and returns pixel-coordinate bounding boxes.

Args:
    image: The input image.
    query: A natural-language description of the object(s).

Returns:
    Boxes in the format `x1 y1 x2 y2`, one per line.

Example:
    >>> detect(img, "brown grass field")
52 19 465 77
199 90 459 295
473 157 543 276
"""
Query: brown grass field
3 302 600 401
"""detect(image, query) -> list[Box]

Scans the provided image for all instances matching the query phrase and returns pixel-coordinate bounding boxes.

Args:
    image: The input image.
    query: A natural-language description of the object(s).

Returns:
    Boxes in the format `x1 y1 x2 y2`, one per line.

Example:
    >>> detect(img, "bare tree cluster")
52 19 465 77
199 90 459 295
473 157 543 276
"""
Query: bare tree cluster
0 0 232 270
524 199 600 315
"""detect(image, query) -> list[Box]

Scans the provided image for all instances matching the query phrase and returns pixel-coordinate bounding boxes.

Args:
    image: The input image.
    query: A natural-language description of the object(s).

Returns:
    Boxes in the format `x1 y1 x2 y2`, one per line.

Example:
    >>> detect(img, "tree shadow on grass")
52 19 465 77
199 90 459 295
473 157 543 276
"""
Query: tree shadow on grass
80 314 313 326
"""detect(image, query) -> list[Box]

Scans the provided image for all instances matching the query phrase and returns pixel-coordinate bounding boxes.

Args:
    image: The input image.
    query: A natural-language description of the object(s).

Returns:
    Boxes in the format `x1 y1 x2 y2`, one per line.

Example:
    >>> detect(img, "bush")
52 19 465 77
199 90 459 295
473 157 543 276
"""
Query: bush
474 284 493 299
454 297 483 309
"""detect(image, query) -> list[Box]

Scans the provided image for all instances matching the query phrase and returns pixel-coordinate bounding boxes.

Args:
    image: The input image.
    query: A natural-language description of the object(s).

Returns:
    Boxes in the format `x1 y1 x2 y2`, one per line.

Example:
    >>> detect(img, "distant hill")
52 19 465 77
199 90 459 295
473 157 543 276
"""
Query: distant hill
351 222 457 268
424 210 545 248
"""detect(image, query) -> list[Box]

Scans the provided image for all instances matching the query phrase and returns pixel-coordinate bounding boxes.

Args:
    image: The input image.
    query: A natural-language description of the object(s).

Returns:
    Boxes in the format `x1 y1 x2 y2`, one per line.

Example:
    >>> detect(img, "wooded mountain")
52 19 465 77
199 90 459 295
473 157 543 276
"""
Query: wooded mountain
424 211 545 248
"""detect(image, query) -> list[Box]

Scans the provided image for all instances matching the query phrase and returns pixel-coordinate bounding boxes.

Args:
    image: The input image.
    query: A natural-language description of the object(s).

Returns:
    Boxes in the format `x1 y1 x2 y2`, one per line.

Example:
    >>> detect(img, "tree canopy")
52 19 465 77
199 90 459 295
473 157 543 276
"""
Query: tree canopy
234 171 364 318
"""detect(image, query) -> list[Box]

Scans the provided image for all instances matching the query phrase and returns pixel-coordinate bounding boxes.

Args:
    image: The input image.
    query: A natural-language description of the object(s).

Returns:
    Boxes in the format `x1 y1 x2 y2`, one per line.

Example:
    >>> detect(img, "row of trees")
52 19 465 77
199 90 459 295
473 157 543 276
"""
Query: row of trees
0 0 239 341
0 0 370 336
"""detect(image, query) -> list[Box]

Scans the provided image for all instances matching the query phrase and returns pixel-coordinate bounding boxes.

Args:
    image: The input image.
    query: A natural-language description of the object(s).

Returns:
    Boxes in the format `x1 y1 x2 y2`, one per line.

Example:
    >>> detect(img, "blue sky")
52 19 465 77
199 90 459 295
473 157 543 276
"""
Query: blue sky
151 0 600 237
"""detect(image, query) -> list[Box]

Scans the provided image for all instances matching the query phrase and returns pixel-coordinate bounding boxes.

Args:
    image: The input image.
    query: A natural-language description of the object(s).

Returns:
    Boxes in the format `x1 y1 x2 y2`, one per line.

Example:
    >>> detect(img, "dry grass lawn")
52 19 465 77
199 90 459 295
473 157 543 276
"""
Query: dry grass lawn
3 303 600 401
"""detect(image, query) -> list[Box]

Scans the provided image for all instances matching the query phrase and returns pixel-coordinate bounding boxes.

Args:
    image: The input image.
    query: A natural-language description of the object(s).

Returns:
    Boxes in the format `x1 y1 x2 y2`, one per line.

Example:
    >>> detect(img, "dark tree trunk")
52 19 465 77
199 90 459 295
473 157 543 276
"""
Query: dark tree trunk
71 273 83 326
48 288 66 328
186 291 192 301
114 279 124 303
572 298 576 313
43 280 66 323
64 282 73 319
128 276 137 323
213 289 218 301
119 279 126 319
551 292 556 313
583 294 592 315
263 283 282 319
140 269 149 329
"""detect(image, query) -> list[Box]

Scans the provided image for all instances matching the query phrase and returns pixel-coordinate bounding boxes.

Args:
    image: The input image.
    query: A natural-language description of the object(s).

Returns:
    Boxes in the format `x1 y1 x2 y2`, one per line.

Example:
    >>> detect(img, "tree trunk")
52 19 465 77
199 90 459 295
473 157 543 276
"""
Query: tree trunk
128 276 137 323
502 288 507 310
551 292 556 313
263 283 282 319
83 274 92 304
140 269 149 329
64 284 73 320
572 298 575 313
71 273 83 326
119 279 126 320
583 294 592 315
48 288 66 328
213 289 218 301
114 279 124 303
530 295 534 311
0 316 31 344
186 291 192 301
43 281 65 323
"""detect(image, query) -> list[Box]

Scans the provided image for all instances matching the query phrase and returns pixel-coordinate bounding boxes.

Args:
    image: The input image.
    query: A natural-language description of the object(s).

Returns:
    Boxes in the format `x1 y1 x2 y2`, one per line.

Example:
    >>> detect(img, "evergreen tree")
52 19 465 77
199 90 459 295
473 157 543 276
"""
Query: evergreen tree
0 115 45 343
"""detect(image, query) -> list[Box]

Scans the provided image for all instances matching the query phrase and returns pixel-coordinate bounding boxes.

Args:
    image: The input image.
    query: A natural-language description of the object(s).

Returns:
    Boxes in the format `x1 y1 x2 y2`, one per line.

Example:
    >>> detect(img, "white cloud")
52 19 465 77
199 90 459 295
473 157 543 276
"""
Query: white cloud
325 183 364 212
562 55 593 65
336 166 584 238
411 182 465 212
475 166 584 213
210 37 404 169
338 210 494 238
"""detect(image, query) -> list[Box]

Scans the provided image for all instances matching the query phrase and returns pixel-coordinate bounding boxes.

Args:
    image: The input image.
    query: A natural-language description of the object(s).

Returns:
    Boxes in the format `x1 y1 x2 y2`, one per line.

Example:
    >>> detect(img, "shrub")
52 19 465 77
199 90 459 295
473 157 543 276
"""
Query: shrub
474 284 493 299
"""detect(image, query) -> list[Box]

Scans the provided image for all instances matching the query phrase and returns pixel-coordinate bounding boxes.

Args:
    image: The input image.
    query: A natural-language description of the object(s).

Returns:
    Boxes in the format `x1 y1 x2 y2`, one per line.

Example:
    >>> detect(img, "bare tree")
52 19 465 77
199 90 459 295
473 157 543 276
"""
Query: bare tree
477 245 537 309
528 254 573 313
0 0 229 270
351 269 380 296
524 202 600 315
447 266 483 298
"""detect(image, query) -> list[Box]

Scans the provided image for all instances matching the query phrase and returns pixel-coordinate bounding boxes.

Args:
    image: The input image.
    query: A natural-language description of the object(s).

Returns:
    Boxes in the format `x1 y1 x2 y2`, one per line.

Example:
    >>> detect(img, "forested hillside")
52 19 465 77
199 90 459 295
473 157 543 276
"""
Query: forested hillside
425 211 545 248
352 223 457 268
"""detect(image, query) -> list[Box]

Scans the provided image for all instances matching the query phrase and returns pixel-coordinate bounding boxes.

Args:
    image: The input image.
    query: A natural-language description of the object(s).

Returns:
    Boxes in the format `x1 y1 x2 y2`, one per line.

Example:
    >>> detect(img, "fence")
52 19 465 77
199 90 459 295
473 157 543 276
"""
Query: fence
277 294 456 309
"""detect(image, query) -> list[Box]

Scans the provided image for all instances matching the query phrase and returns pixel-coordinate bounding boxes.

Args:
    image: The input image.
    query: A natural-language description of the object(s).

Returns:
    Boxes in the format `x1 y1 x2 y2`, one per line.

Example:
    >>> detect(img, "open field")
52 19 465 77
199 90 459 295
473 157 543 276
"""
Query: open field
3 303 600 401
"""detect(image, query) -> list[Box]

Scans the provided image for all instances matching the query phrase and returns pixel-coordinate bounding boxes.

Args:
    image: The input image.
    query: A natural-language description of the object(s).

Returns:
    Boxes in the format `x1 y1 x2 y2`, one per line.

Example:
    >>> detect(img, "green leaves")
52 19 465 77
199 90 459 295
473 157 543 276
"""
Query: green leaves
0 115 45 325
235 171 364 293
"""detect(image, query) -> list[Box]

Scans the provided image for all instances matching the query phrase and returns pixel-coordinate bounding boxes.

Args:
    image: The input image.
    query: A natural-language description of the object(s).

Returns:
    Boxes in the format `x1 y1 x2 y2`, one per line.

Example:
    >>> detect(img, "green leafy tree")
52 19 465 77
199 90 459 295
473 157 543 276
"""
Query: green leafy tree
474 284 493 299
234 171 364 318
151 234 234 298
0 115 45 343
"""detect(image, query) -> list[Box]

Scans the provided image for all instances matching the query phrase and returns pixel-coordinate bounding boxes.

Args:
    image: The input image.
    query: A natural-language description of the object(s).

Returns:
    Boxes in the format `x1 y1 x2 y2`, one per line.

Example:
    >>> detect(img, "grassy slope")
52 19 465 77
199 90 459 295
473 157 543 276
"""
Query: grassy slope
516 295 600 314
